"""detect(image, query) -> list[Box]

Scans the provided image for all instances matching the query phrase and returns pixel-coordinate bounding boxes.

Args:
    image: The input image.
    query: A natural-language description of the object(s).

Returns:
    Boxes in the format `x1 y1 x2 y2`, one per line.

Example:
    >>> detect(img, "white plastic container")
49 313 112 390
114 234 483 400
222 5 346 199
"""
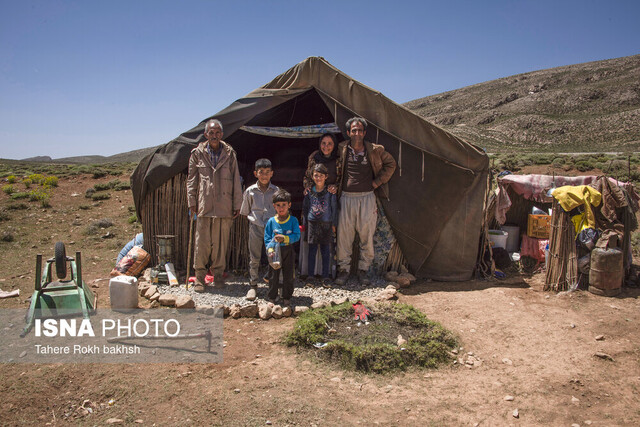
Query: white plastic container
109 275 139 310
488 230 509 249
502 225 520 252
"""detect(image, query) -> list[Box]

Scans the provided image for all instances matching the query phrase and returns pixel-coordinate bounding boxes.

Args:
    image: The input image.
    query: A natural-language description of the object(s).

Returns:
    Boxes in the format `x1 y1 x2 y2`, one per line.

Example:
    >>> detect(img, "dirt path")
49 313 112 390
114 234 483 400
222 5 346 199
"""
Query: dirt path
1 173 639 425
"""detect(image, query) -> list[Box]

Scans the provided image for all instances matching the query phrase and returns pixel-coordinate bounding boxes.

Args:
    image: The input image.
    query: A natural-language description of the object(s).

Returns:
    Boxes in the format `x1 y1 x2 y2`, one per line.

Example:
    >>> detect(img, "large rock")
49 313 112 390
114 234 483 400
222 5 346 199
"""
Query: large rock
310 301 327 310
149 292 160 302
384 271 399 282
258 304 272 320
293 306 309 316
240 303 259 318
332 296 348 305
229 304 241 319
282 306 292 317
398 272 416 282
138 282 151 296
396 276 411 288
143 285 158 299
375 288 398 301
175 295 195 309
271 305 283 319
158 294 177 306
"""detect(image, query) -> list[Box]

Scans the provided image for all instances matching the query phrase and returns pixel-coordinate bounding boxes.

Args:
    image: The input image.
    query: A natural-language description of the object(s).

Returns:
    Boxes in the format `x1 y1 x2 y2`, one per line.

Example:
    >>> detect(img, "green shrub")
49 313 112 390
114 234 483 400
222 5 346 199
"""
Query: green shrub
2 184 15 195
78 204 91 210
110 179 131 191
6 175 16 184
42 176 58 187
92 193 111 201
85 188 96 198
530 154 554 165
128 213 138 224
1 232 14 242
92 170 107 179
10 192 29 200
0 211 9 221
575 160 595 172
28 188 50 202
27 174 45 185
94 183 111 191
22 178 32 189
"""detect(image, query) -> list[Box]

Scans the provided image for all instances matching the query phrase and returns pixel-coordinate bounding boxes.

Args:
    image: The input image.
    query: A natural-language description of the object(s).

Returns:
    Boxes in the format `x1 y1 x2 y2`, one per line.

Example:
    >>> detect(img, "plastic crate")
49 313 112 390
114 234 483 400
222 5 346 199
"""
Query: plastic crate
527 214 551 238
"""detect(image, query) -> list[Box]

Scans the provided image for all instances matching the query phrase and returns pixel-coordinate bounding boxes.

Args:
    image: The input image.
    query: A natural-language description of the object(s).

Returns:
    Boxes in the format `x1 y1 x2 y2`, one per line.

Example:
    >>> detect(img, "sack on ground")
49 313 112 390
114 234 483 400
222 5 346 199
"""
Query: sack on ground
111 246 150 277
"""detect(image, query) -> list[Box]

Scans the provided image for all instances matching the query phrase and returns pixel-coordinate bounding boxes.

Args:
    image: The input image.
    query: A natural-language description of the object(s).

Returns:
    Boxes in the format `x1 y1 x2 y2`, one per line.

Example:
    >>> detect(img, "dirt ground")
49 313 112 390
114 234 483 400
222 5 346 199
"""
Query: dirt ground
1 173 639 426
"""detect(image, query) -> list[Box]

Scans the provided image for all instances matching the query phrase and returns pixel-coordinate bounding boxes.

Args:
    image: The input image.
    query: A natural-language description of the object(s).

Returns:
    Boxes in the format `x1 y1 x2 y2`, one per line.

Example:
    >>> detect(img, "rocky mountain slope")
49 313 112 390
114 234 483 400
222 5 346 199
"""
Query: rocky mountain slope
404 54 640 153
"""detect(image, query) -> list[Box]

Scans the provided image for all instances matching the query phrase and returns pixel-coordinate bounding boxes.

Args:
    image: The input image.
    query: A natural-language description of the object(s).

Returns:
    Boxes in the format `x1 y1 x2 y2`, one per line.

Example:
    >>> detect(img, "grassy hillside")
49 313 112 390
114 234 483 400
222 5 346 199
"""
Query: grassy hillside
404 54 640 153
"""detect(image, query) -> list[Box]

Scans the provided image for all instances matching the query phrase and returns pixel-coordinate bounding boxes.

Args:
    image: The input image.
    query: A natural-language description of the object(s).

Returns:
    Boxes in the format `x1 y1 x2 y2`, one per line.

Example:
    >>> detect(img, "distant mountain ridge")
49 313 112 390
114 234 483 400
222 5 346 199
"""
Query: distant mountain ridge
404 54 640 152
21 145 163 164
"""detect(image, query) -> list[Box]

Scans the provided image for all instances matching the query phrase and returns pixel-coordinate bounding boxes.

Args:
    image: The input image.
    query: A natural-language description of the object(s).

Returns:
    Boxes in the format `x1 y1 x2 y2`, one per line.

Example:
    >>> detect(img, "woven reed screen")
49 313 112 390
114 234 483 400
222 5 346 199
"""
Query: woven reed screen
140 172 249 276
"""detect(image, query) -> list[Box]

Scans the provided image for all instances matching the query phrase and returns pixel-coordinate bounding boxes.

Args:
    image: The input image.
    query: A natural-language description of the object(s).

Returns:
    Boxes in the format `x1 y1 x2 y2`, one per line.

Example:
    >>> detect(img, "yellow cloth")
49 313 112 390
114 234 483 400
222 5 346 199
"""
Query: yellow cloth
570 213 588 234
553 185 602 230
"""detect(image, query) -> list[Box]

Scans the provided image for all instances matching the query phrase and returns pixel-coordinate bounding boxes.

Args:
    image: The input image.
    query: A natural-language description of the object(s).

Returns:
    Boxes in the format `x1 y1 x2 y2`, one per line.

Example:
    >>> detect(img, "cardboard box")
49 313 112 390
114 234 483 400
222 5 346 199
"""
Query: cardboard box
527 214 551 238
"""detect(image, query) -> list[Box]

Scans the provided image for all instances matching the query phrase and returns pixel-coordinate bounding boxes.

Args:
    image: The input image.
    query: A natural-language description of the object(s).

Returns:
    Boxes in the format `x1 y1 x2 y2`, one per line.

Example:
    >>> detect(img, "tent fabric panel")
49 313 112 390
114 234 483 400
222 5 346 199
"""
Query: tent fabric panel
419 170 489 280
375 130 478 273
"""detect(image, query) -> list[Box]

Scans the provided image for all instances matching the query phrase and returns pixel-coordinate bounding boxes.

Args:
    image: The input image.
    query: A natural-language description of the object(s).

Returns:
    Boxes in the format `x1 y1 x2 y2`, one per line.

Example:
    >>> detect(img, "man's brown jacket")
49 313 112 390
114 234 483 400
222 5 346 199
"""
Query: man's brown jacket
187 141 242 218
335 140 397 199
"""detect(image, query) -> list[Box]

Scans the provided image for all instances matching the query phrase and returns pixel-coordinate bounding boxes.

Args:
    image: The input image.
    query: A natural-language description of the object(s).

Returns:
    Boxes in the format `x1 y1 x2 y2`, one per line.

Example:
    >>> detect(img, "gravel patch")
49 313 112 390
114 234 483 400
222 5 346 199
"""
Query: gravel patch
157 274 389 308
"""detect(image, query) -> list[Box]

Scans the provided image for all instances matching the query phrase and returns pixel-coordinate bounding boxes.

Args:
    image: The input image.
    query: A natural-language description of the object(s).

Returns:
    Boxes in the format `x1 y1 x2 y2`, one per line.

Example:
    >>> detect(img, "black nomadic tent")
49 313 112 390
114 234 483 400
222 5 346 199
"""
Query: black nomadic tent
131 57 489 280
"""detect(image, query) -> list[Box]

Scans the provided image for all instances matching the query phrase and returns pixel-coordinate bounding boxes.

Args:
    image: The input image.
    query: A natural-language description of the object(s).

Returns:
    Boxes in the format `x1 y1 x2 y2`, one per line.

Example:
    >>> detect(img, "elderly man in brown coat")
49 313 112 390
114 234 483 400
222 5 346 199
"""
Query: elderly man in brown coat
334 117 396 286
187 119 242 292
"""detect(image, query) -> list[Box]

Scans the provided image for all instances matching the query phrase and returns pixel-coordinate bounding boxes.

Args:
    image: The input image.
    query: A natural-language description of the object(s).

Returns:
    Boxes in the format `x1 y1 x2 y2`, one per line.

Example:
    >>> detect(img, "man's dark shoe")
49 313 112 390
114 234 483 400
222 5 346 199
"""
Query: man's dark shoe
335 269 349 286
213 275 225 289
193 280 206 293
358 270 371 286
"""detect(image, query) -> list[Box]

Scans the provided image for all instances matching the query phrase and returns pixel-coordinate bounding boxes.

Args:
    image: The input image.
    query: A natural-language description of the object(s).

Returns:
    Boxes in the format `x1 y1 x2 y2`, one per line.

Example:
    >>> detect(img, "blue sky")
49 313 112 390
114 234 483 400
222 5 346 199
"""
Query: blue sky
1 0 638 159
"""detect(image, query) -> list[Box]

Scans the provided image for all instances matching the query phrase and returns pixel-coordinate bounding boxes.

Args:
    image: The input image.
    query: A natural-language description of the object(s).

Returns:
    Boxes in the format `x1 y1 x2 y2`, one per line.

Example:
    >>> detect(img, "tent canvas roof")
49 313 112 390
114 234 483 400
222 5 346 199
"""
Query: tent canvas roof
131 57 490 280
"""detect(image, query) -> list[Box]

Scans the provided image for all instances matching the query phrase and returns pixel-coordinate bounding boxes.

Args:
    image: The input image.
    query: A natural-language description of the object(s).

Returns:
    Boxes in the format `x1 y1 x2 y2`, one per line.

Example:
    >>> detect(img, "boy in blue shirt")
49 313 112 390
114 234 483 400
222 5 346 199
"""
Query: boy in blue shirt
240 158 279 301
302 164 337 282
264 189 300 307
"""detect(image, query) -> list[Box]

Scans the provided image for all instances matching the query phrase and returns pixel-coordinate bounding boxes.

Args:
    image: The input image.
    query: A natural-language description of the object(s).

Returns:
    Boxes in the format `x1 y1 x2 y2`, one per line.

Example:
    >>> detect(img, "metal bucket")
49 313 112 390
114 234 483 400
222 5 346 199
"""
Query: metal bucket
589 247 623 296
156 235 175 265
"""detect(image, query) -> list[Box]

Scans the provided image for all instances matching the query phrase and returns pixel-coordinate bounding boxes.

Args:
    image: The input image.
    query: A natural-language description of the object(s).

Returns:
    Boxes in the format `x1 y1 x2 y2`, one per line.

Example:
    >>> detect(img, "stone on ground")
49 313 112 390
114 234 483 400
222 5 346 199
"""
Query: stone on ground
240 303 259 318
158 294 177 306
143 285 158 299
258 304 272 320
271 305 283 319
176 295 195 309
294 306 308 316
